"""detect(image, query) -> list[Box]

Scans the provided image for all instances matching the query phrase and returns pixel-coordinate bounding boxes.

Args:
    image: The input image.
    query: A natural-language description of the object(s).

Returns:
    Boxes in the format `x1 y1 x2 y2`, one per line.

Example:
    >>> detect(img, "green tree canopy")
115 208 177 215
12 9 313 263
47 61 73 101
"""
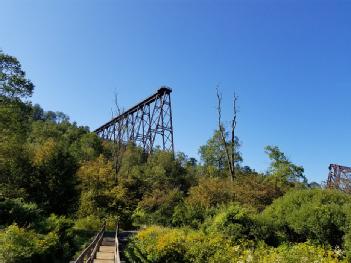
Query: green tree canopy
265 145 306 184
0 51 34 99
199 130 242 173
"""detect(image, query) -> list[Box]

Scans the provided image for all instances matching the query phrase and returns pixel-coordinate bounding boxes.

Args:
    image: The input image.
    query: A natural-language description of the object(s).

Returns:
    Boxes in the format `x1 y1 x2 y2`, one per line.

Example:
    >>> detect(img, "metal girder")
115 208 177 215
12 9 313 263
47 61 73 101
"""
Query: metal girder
327 164 351 193
95 87 174 154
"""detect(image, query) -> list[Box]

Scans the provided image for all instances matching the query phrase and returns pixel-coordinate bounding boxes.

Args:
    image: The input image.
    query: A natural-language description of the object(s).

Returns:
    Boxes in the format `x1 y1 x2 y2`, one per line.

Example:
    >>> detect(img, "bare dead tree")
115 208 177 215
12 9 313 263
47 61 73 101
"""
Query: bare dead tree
111 92 125 176
231 92 238 179
113 93 122 116
216 87 238 181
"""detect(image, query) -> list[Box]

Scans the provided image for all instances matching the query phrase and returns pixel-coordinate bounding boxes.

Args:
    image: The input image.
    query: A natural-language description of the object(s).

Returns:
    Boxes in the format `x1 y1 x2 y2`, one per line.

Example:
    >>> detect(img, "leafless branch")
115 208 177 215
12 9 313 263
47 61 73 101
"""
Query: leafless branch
231 92 238 179
111 91 125 176
216 87 235 180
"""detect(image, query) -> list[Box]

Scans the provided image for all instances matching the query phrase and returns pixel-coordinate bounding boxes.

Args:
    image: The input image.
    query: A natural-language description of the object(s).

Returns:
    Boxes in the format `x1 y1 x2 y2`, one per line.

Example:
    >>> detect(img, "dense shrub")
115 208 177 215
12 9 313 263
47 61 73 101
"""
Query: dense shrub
204 203 258 242
0 224 58 263
171 201 213 228
74 215 103 231
185 177 235 209
171 177 236 227
231 174 284 211
260 189 351 247
34 214 82 261
254 242 346 263
171 175 282 228
125 226 347 263
125 226 187 262
132 188 183 226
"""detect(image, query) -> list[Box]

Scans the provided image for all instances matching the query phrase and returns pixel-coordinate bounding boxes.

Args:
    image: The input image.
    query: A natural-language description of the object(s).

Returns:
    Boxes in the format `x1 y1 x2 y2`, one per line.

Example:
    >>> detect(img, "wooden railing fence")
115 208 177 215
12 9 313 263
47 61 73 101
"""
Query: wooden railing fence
74 222 106 263
115 223 121 263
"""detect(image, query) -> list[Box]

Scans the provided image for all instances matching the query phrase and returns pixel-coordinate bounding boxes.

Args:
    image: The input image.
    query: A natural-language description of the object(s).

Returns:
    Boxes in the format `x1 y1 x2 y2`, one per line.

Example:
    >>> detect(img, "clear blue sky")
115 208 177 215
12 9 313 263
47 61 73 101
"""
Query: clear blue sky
1 0 351 183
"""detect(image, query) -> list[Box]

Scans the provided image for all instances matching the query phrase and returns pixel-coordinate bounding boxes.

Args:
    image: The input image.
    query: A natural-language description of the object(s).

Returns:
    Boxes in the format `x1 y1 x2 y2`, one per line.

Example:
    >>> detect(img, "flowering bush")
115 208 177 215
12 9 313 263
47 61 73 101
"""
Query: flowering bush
126 226 347 263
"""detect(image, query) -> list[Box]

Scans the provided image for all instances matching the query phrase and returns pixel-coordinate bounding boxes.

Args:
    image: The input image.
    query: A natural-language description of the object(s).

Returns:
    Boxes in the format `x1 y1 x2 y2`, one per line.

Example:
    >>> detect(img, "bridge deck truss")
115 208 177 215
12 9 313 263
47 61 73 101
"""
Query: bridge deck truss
327 164 351 193
95 87 174 154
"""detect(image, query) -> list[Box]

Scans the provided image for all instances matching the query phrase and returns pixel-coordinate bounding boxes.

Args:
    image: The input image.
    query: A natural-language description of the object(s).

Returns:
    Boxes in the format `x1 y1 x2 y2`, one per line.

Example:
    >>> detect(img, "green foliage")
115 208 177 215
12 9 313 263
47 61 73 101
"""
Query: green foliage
126 226 346 263
0 98 100 215
265 145 306 186
186 177 235 209
0 198 42 227
40 215 79 260
0 52 105 262
70 133 103 162
0 224 58 263
27 138 78 214
103 146 195 228
0 51 34 99
144 150 187 190
231 174 284 211
73 215 102 231
130 226 187 262
133 188 183 226
77 155 116 192
76 152 138 228
254 242 346 263
172 175 284 228
0 100 32 198
171 177 235 227
205 203 258 242
198 130 242 175
260 189 351 247
172 202 208 228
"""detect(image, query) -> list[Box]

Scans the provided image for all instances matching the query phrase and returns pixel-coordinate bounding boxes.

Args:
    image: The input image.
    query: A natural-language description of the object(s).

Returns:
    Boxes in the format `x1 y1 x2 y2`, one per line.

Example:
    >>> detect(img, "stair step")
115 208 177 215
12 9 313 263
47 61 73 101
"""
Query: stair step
100 246 115 252
96 251 114 260
82 230 136 263
103 237 115 242
93 260 114 263
101 241 115 246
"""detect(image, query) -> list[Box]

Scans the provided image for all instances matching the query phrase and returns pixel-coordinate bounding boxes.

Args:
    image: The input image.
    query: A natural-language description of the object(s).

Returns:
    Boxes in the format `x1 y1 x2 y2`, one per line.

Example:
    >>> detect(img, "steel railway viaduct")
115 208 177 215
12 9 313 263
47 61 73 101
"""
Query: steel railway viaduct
94 86 174 154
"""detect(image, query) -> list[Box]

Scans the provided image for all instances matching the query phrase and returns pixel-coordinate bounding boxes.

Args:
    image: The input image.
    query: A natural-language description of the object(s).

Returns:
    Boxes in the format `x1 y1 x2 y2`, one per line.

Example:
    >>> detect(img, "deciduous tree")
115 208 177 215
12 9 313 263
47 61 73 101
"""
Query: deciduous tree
0 51 34 99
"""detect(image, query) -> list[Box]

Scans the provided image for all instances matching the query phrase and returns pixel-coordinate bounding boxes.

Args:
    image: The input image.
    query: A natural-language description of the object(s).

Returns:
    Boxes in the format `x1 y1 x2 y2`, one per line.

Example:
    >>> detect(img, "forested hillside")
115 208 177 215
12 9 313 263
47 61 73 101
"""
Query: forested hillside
1 51 351 262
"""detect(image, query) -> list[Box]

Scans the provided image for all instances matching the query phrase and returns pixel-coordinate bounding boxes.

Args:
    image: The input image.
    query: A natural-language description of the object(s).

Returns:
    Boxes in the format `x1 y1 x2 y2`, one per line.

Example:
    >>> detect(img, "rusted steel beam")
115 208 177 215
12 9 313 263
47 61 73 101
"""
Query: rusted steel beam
95 87 174 154
327 164 351 193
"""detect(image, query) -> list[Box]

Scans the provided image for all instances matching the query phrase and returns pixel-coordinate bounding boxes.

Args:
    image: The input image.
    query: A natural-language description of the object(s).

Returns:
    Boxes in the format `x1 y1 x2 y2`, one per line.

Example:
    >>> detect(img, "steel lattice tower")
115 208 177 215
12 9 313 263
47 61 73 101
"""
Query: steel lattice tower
95 87 174 154
327 164 351 193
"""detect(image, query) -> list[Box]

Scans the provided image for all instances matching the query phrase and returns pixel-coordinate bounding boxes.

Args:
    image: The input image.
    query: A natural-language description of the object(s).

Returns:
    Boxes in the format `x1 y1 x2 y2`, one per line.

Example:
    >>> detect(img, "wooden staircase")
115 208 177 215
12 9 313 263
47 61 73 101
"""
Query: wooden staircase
93 232 135 263
93 237 115 263
73 223 136 263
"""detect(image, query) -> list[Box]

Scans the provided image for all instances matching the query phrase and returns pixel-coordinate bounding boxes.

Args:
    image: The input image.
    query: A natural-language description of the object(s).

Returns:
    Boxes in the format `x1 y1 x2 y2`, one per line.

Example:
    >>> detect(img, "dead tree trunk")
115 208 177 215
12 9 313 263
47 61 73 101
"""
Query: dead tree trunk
231 92 238 179
216 87 238 181
112 93 125 176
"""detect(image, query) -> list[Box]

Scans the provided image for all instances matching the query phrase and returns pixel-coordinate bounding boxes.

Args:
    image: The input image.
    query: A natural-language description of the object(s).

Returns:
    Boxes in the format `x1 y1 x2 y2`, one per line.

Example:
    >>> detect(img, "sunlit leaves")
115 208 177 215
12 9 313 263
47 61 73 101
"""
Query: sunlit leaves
0 51 34 99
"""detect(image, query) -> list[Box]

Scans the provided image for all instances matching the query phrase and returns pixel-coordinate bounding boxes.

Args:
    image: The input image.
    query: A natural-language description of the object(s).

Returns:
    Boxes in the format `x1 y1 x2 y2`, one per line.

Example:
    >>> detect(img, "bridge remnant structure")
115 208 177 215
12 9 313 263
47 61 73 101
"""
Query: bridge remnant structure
327 164 351 193
95 87 174 154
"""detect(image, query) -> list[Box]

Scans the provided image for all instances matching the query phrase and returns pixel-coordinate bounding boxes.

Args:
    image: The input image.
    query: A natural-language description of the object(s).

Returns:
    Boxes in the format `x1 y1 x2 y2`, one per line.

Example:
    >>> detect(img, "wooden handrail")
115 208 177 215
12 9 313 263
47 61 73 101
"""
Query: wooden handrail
115 223 121 263
74 221 106 263
86 230 104 263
